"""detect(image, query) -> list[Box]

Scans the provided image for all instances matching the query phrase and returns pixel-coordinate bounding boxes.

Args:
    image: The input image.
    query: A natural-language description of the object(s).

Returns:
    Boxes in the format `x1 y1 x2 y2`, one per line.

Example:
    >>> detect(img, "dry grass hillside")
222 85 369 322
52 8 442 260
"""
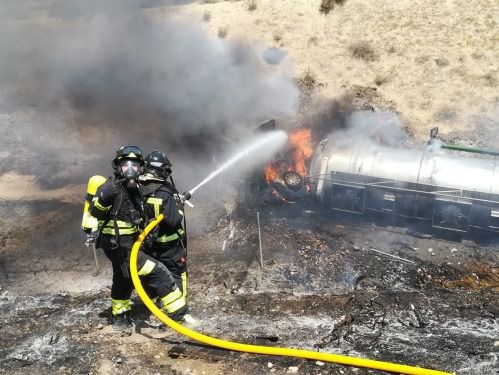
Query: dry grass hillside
176 0 498 140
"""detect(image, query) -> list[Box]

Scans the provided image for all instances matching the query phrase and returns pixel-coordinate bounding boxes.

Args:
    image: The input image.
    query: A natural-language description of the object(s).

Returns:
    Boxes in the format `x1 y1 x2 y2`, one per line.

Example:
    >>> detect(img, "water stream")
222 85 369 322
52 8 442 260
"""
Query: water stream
188 130 288 196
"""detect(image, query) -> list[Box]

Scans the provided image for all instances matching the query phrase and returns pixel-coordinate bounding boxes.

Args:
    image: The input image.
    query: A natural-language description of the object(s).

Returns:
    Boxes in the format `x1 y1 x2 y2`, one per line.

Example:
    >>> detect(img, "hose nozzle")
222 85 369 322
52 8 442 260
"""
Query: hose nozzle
177 191 194 208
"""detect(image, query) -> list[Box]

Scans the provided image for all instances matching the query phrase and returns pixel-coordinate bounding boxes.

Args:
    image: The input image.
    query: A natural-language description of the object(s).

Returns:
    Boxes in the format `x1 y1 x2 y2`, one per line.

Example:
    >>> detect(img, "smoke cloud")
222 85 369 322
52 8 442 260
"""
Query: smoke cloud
336 110 409 147
0 1 299 190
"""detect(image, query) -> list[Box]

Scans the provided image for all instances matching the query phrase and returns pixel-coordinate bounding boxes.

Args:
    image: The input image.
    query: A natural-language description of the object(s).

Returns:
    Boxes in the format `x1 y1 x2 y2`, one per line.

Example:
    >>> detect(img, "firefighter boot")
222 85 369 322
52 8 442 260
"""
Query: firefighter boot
143 297 163 328
113 312 132 331
180 313 200 329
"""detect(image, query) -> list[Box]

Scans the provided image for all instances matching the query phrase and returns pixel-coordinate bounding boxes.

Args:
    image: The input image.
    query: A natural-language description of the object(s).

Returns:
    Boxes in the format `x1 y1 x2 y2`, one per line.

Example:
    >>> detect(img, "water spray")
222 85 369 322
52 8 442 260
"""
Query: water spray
178 130 288 206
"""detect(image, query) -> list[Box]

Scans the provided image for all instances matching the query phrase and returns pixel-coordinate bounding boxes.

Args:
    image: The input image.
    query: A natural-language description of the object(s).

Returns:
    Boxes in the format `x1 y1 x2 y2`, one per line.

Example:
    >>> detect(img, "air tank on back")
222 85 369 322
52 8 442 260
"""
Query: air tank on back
308 131 499 241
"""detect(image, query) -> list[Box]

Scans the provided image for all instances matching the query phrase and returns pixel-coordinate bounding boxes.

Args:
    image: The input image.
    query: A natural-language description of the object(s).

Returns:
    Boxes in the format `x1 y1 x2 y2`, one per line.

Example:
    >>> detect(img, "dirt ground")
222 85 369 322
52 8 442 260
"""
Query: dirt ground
0 198 498 375
1 1 499 374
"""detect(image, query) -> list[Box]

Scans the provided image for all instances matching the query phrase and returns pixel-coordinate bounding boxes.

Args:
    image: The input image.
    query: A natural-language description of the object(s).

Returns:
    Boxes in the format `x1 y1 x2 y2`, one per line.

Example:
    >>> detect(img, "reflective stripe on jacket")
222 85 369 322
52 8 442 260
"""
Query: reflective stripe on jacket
90 179 142 236
100 220 138 235
145 193 184 243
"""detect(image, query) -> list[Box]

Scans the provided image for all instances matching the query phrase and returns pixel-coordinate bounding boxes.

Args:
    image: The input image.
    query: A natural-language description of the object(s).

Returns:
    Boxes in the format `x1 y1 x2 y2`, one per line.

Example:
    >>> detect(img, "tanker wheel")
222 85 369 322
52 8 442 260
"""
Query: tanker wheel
282 171 303 191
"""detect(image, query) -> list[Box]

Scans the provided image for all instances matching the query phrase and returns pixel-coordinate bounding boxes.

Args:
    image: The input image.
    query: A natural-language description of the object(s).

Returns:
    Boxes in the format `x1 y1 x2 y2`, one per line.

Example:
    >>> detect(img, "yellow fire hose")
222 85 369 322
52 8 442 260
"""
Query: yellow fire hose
130 214 455 375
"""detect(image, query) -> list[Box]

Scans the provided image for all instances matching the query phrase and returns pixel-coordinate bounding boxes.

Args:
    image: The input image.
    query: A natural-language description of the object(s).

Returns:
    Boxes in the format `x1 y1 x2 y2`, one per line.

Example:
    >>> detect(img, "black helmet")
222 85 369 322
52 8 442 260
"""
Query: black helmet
144 150 172 179
112 145 144 179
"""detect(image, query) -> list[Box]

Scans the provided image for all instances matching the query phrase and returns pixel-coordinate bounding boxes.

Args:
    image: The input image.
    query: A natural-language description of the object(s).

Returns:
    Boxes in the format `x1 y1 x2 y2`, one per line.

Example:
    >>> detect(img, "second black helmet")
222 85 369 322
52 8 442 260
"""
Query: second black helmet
144 150 172 179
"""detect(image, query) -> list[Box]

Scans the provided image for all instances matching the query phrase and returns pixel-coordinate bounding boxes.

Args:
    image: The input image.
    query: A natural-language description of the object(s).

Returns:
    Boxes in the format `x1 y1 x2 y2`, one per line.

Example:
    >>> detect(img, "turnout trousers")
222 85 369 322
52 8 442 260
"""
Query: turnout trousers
145 240 188 319
99 234 178 316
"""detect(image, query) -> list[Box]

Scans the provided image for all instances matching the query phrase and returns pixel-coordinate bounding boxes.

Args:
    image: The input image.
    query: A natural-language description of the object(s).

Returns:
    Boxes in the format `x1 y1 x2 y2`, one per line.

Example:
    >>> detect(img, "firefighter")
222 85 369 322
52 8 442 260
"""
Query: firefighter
139 150 197 326
88 145 183 330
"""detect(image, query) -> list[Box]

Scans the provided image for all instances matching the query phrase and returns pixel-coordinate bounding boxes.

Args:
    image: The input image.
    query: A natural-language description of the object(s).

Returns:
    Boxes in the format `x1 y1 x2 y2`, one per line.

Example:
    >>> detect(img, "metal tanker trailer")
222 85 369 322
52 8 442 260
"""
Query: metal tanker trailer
308 132 499 241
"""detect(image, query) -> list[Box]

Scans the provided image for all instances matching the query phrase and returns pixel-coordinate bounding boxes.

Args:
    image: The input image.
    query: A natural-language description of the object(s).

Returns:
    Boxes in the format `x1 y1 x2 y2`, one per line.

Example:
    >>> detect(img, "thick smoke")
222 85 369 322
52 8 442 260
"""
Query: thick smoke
333 110 409 147
0 1 299 190
297 97 355 143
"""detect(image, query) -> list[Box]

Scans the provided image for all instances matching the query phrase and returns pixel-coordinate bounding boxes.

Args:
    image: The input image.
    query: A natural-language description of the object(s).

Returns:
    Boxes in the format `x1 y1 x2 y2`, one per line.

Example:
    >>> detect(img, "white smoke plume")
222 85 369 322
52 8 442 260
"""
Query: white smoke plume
0 1 299 189
331 110 409 147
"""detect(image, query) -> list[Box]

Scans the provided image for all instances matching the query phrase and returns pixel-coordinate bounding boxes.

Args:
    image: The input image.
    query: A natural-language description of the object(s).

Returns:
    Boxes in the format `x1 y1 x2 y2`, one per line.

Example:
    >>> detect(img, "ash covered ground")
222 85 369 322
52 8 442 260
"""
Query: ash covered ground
0 198 498 375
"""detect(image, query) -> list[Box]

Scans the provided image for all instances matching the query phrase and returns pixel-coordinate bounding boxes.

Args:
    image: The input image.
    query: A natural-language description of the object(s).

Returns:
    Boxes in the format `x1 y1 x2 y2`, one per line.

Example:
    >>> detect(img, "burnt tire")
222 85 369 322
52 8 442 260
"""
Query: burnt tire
282 171 303 191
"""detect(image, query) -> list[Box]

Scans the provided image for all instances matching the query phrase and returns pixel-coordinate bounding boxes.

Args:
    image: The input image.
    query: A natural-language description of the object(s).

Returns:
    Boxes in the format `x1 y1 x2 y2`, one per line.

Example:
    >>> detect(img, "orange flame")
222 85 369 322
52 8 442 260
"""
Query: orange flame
263 127 313 184
288 128 313 177
264 160 281 183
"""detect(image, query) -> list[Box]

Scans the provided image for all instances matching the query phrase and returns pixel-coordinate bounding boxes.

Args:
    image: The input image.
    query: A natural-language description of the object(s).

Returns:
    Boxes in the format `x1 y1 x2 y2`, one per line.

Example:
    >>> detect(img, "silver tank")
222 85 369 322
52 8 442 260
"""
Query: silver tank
310 139 499 199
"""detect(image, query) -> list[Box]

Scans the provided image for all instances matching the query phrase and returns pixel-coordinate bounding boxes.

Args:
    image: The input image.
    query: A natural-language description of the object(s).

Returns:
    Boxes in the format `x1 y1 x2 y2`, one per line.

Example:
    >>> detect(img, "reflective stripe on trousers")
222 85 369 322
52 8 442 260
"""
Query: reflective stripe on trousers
112 298 131 316
138 259 156 276
160 288 186 314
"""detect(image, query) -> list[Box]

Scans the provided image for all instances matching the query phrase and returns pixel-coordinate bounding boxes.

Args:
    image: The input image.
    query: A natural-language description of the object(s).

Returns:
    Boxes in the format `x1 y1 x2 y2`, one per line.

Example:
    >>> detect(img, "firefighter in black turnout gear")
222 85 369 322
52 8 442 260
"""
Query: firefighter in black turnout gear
140 150 196 325
89 146 184 330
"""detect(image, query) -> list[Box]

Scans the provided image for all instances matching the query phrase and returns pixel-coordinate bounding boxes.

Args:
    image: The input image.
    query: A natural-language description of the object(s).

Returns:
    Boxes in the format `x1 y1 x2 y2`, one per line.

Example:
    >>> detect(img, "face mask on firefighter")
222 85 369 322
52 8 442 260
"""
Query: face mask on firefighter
119 159 141 179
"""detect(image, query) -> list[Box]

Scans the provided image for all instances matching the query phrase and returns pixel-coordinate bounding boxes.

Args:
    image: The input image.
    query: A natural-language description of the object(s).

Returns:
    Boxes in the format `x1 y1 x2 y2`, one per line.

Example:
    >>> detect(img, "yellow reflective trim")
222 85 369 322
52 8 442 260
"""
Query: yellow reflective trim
101 227 138 235
155 228 184 243
155 233 179 243
147 197 163 205
93 198 111 211
102 225 135 230
147 197 162 218
138 260 156 276
164 296 186 313
181 272 187 299
160 288 182 305
101 220 138 235
112 299 131 316
103 220 135 228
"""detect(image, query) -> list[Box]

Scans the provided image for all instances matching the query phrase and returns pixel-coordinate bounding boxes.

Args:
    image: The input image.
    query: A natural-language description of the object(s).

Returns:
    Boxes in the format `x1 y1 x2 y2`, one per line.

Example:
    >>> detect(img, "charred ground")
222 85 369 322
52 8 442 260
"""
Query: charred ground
0 199 498 375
